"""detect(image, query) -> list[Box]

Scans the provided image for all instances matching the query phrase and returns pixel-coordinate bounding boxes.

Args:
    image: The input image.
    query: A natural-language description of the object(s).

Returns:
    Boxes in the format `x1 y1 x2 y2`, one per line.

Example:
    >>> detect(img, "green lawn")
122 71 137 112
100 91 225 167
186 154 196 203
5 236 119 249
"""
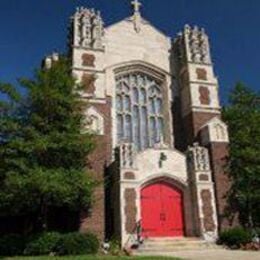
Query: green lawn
3 256 181 260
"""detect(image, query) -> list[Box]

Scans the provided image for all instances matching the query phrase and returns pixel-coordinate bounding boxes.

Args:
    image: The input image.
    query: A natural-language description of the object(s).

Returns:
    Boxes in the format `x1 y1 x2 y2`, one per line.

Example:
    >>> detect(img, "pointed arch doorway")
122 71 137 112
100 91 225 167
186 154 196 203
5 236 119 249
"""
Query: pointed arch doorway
141 181 184 237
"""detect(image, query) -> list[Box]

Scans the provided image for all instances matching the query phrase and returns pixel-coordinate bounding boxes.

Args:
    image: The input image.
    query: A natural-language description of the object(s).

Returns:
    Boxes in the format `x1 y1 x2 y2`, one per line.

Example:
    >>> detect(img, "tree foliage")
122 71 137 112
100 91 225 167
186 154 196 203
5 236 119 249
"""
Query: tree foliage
223 82 260 228
0 57 95 233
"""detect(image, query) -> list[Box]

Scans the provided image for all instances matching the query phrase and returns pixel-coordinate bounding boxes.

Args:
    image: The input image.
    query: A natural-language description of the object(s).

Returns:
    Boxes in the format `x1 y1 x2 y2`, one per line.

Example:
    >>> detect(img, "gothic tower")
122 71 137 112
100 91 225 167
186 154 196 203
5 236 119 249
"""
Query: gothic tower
69 7 111 239
173 25 233 230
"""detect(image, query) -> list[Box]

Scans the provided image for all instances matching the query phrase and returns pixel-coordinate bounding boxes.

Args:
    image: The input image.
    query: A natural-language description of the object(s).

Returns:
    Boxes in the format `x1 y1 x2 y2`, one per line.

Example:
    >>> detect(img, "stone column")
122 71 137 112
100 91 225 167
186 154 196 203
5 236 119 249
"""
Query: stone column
188 143 218 242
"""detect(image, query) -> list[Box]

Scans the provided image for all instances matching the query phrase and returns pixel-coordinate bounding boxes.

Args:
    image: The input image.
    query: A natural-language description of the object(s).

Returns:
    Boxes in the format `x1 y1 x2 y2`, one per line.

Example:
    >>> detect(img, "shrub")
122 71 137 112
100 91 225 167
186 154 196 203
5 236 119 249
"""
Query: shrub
109 237 122 256
218 227 252 248
56 232 99 255
24 232 62 256
0 234 27 256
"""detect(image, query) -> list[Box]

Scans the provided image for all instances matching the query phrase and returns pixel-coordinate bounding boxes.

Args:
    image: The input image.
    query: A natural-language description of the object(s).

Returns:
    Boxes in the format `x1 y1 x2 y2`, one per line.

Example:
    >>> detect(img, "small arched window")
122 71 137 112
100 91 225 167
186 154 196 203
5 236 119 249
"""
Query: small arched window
116 73 164 150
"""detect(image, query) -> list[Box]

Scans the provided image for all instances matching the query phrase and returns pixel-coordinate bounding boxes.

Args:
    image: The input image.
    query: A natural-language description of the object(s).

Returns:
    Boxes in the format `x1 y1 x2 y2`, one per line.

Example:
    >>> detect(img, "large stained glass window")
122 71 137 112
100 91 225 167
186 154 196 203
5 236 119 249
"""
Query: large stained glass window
116 73 164 150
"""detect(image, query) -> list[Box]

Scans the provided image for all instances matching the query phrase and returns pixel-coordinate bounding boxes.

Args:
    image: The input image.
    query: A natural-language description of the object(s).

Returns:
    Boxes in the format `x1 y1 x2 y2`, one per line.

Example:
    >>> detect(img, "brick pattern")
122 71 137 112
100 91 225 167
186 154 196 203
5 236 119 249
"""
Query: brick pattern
124 172 135 180
199 86 210 105
82 74 96 94
196 68 207 80
201 189 215 232
184 185 200 236
124 188 137 234
80 97 112 240
199 174 209 181
82 53 95 67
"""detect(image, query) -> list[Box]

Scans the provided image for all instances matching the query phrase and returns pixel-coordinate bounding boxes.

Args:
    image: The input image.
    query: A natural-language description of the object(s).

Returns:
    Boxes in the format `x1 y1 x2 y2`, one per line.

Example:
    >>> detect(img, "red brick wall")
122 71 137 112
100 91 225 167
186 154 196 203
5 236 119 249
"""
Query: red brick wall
208 142 237 230
124 189 137 234
80 97 112 240
201 189 216 232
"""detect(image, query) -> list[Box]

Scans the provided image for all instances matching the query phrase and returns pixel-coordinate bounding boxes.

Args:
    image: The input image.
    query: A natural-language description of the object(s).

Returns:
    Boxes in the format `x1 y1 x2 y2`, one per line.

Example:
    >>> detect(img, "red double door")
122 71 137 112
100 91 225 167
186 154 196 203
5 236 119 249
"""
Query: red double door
141 181 184 237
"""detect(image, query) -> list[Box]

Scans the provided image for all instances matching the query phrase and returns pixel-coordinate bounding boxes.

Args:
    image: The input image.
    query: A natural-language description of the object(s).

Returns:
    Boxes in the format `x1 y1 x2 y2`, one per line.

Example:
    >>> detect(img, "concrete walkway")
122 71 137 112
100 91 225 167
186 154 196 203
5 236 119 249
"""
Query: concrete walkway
144 249 260 260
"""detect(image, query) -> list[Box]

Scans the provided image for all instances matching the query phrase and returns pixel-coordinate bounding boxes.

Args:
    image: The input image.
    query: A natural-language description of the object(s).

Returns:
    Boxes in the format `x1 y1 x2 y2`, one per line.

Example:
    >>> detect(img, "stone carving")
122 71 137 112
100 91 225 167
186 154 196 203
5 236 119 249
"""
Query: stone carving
214 123 226 141
184 25 211 64
120 143 136 169
82 53 95 67
199 86 210 105
188 143 210 171
84 107 104 135
72 7 104 49
201 190 216 232
124 189 137 233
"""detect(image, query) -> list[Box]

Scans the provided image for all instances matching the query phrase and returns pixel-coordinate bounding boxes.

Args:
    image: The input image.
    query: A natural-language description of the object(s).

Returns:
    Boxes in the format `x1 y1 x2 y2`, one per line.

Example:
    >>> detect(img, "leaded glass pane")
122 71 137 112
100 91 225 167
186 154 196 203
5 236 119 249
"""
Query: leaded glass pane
117 114 123 139
140 89 146 105
152 99 156 114
133 106 140 149
133 88 139 104
124 96 131 112
158 117 164 140
155 98 162 114
125 115 132 141
116 95 123 111
149 117 156 145
141 107 148 148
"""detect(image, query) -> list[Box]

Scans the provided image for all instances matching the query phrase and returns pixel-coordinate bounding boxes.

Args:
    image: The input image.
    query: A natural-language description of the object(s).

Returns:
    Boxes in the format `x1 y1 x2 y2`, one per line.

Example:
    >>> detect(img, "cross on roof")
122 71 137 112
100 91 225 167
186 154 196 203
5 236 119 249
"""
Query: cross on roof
131 0 142 14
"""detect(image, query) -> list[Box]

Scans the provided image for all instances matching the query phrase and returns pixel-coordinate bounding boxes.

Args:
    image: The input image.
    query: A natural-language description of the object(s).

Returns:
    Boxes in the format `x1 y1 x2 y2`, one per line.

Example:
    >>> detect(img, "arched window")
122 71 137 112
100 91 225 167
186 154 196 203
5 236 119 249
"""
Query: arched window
116 73 164 150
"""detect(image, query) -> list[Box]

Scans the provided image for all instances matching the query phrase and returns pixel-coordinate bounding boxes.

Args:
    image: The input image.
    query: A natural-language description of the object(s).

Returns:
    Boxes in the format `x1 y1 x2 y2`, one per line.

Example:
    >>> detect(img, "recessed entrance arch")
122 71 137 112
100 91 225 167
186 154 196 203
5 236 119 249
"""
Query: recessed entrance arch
141 181 184 237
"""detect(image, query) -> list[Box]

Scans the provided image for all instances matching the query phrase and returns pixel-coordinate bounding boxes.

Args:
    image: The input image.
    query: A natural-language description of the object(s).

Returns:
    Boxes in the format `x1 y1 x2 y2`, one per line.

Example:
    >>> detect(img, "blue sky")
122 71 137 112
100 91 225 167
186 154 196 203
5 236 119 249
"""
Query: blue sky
0 0 259 103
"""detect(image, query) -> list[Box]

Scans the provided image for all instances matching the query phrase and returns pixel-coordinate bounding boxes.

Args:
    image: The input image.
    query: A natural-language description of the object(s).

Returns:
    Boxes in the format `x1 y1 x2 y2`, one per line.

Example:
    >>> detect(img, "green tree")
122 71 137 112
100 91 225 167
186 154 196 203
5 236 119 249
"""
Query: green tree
0 57 95 233
223 82 260 228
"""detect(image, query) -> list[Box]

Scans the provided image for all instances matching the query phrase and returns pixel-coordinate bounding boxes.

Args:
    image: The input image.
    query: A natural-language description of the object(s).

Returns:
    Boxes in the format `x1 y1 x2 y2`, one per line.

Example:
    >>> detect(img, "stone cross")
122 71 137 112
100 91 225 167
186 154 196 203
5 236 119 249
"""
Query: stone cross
131 0 142 32
131 0 142 14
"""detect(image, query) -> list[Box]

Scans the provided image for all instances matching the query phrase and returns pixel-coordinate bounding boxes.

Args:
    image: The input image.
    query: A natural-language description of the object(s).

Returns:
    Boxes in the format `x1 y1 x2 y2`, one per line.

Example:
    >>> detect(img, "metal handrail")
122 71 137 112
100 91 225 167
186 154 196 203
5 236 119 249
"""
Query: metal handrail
124 219 143 250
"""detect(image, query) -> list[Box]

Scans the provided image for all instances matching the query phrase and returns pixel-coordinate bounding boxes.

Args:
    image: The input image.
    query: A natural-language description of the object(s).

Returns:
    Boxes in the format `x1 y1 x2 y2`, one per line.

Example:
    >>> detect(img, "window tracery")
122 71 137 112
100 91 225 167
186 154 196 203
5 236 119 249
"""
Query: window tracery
116 73 164 150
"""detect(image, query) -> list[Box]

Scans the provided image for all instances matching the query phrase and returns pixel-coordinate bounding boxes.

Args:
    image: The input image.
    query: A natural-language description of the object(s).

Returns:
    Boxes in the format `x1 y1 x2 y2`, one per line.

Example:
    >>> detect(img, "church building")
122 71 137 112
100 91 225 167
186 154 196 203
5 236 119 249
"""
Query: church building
49 0 233 247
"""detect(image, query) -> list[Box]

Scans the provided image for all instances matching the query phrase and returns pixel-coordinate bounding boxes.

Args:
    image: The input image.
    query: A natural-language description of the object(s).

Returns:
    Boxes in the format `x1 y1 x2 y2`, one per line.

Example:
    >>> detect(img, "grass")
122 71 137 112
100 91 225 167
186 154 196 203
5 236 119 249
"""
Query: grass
3 256 181 260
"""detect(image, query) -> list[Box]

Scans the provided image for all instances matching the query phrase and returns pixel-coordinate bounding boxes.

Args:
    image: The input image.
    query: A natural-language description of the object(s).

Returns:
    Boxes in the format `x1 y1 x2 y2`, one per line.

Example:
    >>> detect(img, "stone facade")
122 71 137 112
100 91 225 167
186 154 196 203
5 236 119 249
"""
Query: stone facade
64 1 233 246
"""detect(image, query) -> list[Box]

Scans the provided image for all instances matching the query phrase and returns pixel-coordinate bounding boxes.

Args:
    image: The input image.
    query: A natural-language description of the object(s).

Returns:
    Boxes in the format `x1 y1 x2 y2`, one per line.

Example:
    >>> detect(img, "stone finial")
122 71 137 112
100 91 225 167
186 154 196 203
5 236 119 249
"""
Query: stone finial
176 24 211 64
72 7 104 49
43 52 59 69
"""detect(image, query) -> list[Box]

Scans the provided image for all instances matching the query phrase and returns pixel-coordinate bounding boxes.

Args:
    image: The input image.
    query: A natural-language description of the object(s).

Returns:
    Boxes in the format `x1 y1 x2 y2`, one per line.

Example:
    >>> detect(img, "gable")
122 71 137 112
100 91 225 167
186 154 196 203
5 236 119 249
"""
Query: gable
104 18 171 73
200 117 229 144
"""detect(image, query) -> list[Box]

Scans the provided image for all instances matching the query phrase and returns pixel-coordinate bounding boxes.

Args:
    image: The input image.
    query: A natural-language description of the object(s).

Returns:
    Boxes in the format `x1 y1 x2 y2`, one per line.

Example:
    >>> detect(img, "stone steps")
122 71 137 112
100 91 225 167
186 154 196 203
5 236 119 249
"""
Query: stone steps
134 237 222 255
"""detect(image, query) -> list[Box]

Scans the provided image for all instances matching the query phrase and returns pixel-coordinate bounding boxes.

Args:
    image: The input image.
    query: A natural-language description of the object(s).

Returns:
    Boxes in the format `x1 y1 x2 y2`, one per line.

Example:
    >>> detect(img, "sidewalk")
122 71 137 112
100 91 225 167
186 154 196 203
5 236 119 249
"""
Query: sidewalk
145 249 260 260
